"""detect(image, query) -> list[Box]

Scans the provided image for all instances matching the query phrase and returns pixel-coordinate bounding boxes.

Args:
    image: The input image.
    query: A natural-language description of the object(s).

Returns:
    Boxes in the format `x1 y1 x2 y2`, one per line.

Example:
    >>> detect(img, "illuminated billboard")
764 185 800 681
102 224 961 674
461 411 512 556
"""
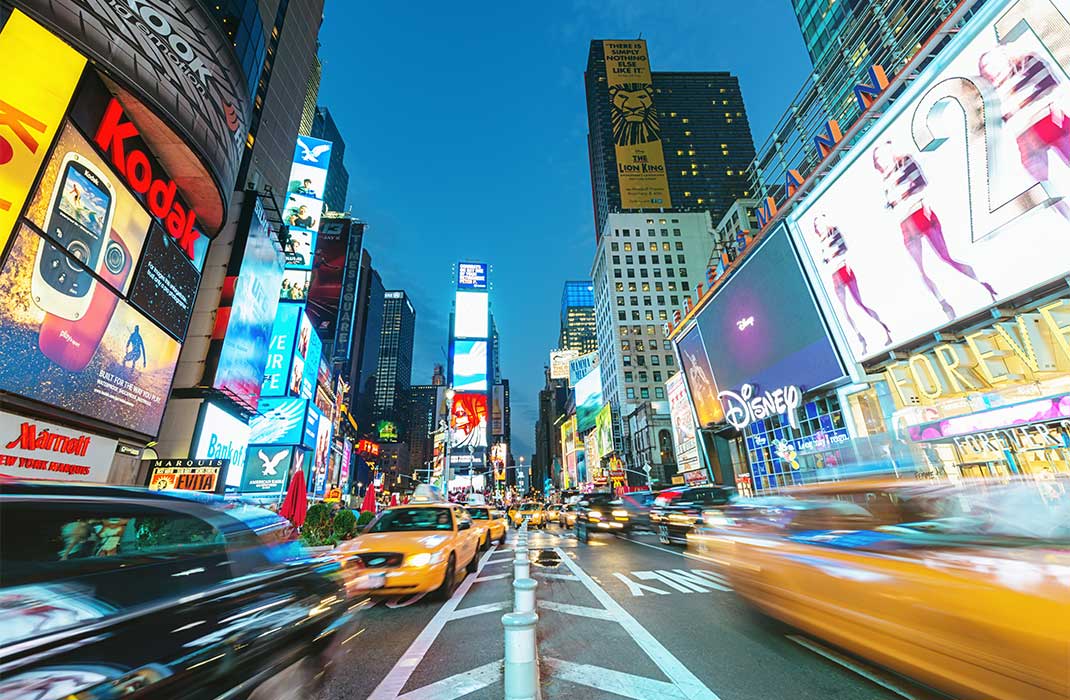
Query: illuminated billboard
677 326 724 427
569 351 599 387
549 349 579 380
453 340 488 392
602 40 671 209
789 0 1070 363
262 303 302 397
194 403 250 489
377 419 399 442
249 397 307 445
692 227 843 396
455 290 489 338
458 262 488 289
241 445 291 496
450 392 488 448
594 404 613 459
667 372 699 473
574 365 603 432
0 225 181 436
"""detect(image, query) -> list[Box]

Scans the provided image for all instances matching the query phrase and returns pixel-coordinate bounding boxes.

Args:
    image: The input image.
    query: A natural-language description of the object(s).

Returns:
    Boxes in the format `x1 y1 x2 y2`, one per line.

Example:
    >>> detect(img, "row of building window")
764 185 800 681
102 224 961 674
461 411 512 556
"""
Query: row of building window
617 294 680 307
615 281 683 293
619 325 665 339
624 370 667 383
613 229 682 238
619 309 668 321
626 387 665 400
621 354 674 368
612 241 687 256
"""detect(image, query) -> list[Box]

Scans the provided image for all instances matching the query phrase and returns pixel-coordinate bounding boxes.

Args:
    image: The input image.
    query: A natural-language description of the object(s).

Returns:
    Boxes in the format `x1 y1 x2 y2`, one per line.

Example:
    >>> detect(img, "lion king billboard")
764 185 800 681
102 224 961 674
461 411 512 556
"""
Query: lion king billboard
603 40 672 209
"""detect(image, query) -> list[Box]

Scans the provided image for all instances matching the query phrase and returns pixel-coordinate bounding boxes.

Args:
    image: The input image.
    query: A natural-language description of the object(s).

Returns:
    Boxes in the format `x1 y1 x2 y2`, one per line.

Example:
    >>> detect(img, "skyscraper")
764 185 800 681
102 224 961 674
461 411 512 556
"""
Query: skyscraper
560 281 597 354
351 258 384 430
585 40 756 237
298 56 322 136
372 290 416 428
406 384 443 478
311 107 351 213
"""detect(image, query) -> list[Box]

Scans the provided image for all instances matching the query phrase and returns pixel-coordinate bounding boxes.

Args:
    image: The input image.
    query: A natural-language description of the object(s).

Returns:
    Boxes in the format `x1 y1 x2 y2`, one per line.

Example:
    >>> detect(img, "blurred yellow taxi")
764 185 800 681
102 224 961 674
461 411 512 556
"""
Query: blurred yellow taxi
510 500 546 528
466 505 507 549
334 492 481 600
558 504 578 528
691 478 1070 700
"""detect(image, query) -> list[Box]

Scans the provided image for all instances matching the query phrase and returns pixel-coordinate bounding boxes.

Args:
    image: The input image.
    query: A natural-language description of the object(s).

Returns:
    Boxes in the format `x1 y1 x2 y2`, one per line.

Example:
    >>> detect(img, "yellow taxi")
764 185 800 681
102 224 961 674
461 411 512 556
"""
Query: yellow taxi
691 478 1070 700
334 488 481 600
465 504 508 549
510 500 546 529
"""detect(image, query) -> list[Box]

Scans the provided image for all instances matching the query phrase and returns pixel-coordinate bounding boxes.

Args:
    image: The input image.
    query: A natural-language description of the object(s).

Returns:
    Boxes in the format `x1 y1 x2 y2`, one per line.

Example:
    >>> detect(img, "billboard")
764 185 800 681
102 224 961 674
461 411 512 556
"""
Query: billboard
575 365 603 433
568 351 599 387
280 223 317 269
450 392 488 448
262 303 301 397
303 403 322 450
145 459 226 493
127 225 200 339
307 218 352 338
453 340 488 391
549 349 579 380
0 409 116 483
377 419 399 442
455 290 489 338
299 316 321 399
241 445 291 496
313 413 333 497
281 269 310 301
208 195 285 411
667 372 699 473
458 261 488 289
194 403 250 489
594 404 614 459
789 0 1070 363
692 227 843 397
602 40 671 209
0 11 85 255
676 326 724 427
492 383 505 436
249 396 307 445
0 225 181 436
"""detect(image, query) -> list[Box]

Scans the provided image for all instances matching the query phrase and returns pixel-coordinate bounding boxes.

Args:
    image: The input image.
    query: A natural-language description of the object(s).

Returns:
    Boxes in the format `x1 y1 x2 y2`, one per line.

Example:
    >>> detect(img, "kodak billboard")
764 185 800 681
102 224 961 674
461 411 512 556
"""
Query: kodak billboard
603 40 671 209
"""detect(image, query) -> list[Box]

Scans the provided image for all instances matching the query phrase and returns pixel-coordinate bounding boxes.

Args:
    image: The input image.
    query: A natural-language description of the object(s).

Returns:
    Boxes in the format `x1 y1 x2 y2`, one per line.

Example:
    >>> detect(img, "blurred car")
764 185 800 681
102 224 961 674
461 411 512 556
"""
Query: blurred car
691 478 1070 700
335 498 481 599
557 504 579 528
650 485 735 546
0 480 354 700
544 504 561 525
466 505 507 549
510 501 546 529
617 490 656 529
574 493 632 542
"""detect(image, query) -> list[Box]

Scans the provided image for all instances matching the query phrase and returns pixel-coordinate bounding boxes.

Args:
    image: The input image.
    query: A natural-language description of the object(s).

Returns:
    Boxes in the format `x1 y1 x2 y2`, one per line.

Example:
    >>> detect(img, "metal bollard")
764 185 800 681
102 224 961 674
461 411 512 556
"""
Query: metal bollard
513 577 537 613
513 548 530 579
502 611 539 700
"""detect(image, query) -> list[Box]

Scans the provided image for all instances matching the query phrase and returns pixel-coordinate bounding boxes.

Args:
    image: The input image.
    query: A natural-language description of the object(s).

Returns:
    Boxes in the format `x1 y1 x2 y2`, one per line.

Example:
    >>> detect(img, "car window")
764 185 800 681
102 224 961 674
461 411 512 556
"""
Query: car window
368 508 454 532
467 507 490 520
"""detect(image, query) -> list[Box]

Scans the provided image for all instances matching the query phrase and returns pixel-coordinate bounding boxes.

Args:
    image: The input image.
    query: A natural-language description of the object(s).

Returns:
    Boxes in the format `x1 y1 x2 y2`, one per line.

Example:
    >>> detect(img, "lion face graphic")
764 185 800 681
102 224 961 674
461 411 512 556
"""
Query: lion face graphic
609 84 661 147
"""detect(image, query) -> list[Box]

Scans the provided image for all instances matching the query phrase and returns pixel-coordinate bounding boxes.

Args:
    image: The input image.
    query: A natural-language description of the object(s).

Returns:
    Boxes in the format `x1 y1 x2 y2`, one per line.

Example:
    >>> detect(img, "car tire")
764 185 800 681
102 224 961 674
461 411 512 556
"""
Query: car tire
498 530 507 546
466 548 479 573
433 554 456 601
480 534 489 551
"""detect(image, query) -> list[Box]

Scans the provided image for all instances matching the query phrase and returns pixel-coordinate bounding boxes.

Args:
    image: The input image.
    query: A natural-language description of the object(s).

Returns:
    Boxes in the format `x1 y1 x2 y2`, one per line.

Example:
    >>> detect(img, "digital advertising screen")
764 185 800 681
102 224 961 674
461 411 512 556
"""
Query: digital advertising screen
450 392 488 448
281 269 310 301
693 227 843 396
293 137 333 177
287 162 329 202
789 0 1070 363
194 402 250 489
241 445 291 496
127 224 200 340
0 409 116 483
457 261 488 289
568 352 599 387
313 414 333 497
574 365 603 433
283 192 323 233
295 311 318 399
676 325 724 428
667 372 699 472
549 349 579 380
454 290 489 338
249 396 307 445
262 303 302 397
594 404 614 460
452 339 488 392
377 420 399 442
0 225 181 436
307 218 352 338
282 225 317 269
303 403 322 450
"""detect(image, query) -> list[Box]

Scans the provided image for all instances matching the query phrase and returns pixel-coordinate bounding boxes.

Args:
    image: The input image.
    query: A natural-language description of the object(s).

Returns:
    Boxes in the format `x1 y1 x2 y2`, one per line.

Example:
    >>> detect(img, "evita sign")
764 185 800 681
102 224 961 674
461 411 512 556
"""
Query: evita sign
719 384 802 431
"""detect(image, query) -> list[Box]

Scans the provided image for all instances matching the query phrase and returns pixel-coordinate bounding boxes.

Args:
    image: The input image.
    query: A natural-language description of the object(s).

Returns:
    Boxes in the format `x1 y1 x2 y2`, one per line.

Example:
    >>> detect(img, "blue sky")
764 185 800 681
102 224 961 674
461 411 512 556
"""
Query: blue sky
318 0 813 460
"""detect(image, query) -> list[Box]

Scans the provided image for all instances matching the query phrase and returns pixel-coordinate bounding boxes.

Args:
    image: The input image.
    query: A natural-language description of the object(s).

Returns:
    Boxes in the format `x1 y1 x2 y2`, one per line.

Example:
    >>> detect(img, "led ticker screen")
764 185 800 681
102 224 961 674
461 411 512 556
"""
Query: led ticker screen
450 392 488 448
789 0 1070 363
458 262 488 289
453 339 488 392
454 291 489 338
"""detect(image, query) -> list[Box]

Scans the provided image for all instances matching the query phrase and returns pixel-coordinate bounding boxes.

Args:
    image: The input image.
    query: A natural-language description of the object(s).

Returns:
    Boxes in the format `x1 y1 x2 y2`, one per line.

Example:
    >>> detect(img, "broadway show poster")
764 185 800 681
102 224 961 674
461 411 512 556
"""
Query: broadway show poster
307 218 351 337
677 326 724 428
603 40 671 209
0 226 180 436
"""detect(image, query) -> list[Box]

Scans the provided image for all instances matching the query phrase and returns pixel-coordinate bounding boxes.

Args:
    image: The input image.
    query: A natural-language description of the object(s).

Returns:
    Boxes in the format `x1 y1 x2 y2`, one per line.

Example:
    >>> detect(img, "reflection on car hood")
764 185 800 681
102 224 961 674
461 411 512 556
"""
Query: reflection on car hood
0 583 116 646
340 532 451 555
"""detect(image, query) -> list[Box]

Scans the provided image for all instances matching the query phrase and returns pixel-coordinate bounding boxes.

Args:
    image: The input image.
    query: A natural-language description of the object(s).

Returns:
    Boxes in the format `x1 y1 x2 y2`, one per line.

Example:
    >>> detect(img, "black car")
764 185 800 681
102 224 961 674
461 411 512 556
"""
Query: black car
0 481 356 700
574 493 633 542
650 485 735 546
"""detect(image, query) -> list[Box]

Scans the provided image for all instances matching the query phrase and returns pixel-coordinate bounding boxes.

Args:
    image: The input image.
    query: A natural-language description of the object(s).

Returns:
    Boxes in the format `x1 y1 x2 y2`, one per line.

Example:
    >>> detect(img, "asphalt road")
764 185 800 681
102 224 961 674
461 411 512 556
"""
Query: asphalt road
318 524 937 700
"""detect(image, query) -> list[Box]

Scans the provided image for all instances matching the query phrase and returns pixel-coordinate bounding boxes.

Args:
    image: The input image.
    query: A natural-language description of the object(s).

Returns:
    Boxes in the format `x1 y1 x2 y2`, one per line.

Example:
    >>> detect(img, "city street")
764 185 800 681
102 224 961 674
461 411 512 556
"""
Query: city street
321 526 937 700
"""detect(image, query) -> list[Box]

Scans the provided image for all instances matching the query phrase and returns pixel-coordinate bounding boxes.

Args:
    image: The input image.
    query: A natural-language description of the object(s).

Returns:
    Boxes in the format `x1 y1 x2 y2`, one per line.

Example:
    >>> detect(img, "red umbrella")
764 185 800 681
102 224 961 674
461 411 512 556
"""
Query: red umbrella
390 492 399 507
279 468 308 528
360 482 377 513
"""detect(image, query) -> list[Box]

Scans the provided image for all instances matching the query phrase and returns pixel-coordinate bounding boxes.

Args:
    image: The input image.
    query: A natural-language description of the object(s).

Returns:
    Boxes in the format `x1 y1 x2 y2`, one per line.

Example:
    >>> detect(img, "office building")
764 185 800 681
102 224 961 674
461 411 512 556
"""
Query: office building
406 384 443 478
311 107 351 213
560 281 597 354
298 56 322 136
349 258 385 430
372 291 416 427
585 40 756 236
534 368 570 490
710 198 759 267
591 211 717 465
431 364 446 386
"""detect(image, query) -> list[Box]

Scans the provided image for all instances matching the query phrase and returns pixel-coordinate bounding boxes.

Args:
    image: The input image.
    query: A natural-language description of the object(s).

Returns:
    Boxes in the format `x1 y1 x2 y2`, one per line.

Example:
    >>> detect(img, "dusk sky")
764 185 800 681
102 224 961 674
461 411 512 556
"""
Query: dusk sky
318 1 813 460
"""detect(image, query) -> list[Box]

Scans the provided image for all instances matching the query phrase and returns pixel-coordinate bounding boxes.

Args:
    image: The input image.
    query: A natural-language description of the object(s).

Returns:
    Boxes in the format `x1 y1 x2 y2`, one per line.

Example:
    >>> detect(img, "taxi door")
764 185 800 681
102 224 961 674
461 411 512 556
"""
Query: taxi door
454 508 479 567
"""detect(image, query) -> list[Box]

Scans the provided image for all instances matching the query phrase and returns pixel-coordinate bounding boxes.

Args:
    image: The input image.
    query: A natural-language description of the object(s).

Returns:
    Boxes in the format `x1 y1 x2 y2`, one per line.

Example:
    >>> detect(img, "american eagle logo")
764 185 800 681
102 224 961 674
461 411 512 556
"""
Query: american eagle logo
297 139 331 163
258 449 288 476
609 84 661 147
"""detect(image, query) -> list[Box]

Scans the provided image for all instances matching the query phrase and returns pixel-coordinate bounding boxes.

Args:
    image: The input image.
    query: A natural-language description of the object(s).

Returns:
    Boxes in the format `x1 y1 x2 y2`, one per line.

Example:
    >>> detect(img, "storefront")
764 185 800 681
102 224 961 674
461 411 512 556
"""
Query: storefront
0 5 252 483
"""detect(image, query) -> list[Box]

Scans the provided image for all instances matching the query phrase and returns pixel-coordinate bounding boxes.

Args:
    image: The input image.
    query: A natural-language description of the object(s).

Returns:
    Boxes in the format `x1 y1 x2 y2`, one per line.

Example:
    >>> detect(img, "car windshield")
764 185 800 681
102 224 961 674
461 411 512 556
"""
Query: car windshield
466 507 490 520
520 502 540 510
369 508 453 532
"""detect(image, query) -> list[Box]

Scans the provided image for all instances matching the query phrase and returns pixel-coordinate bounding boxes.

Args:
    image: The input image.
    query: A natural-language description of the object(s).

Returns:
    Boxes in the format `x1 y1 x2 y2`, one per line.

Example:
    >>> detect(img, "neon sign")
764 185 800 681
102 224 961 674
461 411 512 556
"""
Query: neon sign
719 384 802 431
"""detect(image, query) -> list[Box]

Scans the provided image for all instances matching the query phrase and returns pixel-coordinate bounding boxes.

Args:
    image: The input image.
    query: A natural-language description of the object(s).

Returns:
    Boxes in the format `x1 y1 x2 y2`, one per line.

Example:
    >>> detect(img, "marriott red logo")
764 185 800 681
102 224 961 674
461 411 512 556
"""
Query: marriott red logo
94 97 202 261
5 422 92 457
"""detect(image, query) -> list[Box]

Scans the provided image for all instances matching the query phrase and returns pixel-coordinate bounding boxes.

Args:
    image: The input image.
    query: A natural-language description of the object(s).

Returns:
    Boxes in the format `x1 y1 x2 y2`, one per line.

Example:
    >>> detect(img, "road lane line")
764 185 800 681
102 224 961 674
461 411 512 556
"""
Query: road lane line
633 570 698 593
617 534 729 567
473 572 510 582
612 572 670 596
533 572 579 581
555 547 721 700
665 569 731 592
394 659 502 700
542 657 689 700
449 601 510 620
786 635 931 700
367 545 498 700
537 599 617 621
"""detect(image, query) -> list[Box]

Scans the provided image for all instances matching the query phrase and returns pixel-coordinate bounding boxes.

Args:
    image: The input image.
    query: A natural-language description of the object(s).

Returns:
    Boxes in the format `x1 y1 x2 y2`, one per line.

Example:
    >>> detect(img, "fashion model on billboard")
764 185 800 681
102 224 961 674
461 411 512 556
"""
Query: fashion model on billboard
872 140 997 320
32 153 132 371
812 214 891 353
978 43 1070 221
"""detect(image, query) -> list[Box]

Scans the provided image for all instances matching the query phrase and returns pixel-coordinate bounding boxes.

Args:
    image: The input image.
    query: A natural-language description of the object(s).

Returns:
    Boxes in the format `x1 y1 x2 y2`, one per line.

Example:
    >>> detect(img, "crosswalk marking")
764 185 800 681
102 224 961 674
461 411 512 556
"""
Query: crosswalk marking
612 571 671 596
542 657 690 700
537 599 617 621
613 568 732 596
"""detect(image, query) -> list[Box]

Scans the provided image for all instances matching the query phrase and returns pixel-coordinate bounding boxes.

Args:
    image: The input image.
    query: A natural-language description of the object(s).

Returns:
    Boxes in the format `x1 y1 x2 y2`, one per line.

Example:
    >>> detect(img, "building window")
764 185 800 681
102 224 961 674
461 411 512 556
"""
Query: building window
623 355 632 367
682 281 690 291
653 269 661 278
626 388 636 399
655 387 665 399
637 355 646 366
641 269 649 278
637 242 645 251
627 269 634 278
635 340 645 352
675 242 684 250
677 255 686 264
631 310 640 320
642 282 650 292
626 255 633 264
668 282 677 291
629 296 638 306
671 295 679 305
611 242 619 251
667 269 675 278
680 268 688 277
658 310 668 320
615 282 624 292
623 243 632 252
660 229 668 237
653 371 663 382
618 310 626 320
648 229 655 236
644 310 654 320
639 255 646 264
651 354 661 365
666 355 675 366
655 282 664 291
639 371 648 383
632 325 641 335
612 255 620 264
656 295 665 304
662 242 670 251
624 371 633 382
614 269 622 278
617 296 625 306
673 229 681 236
641 388 650 399
647 325 656 335
652 255 659 264
663 340 672 350
621 340 630 351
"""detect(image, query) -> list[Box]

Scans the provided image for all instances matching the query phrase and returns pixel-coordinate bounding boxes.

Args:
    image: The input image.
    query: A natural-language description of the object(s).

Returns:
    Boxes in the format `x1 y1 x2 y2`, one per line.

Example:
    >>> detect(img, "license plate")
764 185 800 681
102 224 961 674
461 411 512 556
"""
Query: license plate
658 525 669 540
360 572 386 589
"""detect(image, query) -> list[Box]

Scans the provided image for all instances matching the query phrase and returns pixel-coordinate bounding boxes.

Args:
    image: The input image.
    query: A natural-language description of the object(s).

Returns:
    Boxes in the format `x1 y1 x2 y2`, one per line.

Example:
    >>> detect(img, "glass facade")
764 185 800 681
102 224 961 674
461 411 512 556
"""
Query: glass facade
744 394 849 492
372 291 416 428
207 0 268 105
560 280 597 354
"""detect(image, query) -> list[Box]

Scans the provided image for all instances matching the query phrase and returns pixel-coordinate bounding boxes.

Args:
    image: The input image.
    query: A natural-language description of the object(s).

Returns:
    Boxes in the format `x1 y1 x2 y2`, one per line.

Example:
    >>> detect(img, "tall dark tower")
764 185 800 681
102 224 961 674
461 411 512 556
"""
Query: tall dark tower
372 290 416 429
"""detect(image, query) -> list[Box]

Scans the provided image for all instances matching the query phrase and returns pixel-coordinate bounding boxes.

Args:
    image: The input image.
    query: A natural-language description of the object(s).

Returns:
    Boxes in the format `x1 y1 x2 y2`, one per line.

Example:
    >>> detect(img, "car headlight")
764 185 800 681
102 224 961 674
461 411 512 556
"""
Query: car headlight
704 513 731 527
588 510 602 519
612 510 628 518
406 552 444 567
